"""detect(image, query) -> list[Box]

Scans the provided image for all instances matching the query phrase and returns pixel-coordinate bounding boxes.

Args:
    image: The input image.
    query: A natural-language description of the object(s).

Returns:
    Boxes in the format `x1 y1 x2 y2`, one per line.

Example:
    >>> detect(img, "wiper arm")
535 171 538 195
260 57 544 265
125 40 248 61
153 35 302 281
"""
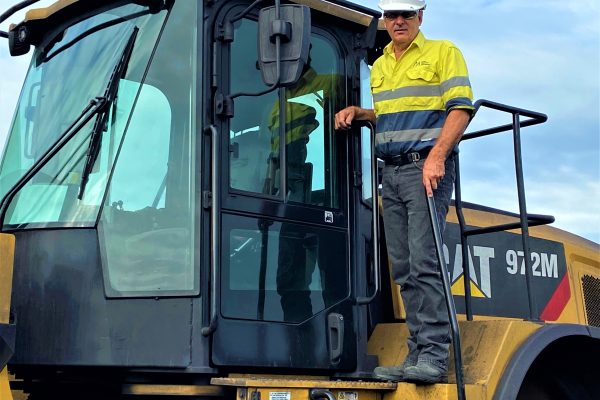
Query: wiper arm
78 27 139 200
0 98 104 228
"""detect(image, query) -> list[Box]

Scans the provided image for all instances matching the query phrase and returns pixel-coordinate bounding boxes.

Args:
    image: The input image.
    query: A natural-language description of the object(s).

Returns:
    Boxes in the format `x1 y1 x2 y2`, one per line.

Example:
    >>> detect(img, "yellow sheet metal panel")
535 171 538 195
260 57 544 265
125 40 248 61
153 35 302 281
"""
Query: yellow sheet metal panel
572 258 600 326
23 0 79 22
235 387 385 400
367 323 409 370
122 383 224 396
383 382 486 400
213 377 395 390
1 368 14 400
0 233 15 325
368 320 542 398
290 0 373 27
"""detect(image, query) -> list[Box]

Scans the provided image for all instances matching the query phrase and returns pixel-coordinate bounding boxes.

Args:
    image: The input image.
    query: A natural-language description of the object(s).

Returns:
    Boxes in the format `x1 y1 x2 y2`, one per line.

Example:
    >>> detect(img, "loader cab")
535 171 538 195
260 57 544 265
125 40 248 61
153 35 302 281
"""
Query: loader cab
0 0 382 386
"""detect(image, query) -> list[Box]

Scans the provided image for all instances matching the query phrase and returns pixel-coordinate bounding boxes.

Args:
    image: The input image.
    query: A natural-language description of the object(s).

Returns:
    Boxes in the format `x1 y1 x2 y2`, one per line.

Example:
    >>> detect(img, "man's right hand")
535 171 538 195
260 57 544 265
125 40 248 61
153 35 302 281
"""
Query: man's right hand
334 106 376 130
334 106 357 130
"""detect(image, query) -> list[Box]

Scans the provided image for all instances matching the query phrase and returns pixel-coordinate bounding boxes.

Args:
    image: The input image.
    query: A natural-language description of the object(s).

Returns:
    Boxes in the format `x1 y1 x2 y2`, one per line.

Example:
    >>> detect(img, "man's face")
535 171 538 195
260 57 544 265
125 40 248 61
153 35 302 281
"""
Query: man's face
383 10 423 49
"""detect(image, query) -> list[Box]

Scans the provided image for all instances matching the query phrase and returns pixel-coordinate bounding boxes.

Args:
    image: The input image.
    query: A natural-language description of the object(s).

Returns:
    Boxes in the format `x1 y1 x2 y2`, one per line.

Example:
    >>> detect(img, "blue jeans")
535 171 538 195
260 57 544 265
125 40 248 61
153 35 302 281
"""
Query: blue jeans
381 156 455 371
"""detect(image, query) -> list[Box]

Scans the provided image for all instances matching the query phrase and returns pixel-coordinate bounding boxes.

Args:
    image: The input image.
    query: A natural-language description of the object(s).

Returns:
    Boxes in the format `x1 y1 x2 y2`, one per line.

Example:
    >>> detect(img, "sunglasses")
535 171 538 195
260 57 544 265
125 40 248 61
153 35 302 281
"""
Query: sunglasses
383 10 419 21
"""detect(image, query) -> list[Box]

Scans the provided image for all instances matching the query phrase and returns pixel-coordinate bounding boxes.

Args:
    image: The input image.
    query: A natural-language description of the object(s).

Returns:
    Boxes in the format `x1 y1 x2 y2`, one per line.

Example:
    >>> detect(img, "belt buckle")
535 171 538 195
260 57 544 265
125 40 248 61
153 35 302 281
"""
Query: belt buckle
408 152 421 162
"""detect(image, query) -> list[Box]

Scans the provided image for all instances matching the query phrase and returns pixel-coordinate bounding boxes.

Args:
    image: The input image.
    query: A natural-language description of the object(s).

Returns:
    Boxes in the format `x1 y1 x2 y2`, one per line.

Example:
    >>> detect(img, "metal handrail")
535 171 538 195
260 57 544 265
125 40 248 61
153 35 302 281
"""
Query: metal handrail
455 99 551 321
201 125 220 336
427 195 465 400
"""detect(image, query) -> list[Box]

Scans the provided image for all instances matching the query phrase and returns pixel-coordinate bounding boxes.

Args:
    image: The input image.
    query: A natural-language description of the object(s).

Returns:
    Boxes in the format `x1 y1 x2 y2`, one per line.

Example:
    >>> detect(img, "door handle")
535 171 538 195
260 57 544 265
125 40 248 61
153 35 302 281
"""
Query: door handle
327 313 344 365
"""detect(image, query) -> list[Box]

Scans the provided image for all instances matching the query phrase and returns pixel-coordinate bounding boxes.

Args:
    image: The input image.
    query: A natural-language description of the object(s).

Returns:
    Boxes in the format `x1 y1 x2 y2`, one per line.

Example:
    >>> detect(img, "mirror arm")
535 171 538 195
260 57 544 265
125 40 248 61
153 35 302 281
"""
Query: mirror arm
217 0 284 118
222 0 264 42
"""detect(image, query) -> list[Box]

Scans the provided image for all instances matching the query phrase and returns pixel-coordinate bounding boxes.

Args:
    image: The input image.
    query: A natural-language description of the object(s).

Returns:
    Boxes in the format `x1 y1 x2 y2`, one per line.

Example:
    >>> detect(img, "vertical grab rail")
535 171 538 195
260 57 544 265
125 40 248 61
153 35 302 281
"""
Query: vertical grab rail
355 121 381 305
201 125 220 336
426 196 465 400
453 155 473 320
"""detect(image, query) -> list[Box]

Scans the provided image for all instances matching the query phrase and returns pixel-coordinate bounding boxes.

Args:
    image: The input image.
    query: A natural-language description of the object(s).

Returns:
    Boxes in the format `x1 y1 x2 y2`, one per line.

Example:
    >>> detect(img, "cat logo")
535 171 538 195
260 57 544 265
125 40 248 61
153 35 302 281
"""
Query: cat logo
445 244 494 299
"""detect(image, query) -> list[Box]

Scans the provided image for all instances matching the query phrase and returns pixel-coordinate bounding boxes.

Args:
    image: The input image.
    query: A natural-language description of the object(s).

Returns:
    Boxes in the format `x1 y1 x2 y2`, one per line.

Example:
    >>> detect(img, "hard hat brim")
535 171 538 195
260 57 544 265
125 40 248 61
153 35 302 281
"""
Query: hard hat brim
379 5 425 11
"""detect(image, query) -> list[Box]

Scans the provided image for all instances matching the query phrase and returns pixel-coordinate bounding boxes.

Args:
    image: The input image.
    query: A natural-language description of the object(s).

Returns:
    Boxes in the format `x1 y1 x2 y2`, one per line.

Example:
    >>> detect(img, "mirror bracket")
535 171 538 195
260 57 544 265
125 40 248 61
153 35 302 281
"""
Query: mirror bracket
269 19 291 43
215 93 234 118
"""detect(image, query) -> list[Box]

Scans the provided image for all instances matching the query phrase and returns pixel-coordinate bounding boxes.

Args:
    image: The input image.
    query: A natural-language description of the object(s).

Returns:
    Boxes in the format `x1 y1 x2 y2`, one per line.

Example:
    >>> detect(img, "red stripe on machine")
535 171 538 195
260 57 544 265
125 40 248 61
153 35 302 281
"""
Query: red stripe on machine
539 274 571 321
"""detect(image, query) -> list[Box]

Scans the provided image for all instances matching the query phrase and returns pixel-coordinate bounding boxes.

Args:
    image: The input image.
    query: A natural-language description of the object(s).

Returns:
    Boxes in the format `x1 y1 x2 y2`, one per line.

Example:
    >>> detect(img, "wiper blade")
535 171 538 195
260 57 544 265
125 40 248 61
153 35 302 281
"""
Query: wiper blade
78 27 138 200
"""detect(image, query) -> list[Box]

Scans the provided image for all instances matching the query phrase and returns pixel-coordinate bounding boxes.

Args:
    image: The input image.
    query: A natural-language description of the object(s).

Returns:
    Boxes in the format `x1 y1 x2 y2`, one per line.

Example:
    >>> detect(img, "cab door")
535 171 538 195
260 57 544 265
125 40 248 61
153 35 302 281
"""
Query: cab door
210 6 357 370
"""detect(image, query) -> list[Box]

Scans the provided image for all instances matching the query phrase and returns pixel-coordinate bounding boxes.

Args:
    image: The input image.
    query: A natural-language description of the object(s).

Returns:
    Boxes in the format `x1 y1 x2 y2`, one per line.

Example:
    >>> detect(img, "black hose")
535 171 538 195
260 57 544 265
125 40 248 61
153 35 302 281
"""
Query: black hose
0 0 40 25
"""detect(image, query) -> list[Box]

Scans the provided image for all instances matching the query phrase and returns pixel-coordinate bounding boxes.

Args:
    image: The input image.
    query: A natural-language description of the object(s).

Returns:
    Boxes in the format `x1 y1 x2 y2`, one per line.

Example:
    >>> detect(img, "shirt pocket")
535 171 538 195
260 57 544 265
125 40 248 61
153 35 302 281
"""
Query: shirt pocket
404 67 441 107
371 74 384 92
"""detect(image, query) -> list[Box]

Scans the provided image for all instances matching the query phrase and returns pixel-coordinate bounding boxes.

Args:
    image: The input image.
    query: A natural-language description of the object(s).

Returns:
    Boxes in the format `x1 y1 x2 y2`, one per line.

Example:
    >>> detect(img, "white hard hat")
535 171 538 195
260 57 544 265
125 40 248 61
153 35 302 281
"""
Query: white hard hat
378 0 426 11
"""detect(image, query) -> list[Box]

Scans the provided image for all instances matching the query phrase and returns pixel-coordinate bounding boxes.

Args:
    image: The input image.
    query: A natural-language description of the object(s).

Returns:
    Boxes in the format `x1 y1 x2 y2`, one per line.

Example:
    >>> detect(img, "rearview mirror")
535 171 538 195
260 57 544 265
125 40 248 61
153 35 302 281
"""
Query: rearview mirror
258 5 310 86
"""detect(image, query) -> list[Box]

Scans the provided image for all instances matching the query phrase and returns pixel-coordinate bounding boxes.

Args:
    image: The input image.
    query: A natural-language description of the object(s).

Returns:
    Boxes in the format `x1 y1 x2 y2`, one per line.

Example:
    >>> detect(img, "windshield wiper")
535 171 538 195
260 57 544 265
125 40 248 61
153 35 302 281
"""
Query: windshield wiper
0 98 104 228
77 27 139 200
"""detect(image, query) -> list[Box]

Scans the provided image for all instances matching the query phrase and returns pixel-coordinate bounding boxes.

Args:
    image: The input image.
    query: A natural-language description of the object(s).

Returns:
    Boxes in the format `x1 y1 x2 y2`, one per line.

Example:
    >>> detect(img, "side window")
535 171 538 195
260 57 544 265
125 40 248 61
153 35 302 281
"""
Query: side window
360 59 374 203
221 18 349 323
229 19 341 208
98 0 198 296
221 214 348 323
228 18 277 195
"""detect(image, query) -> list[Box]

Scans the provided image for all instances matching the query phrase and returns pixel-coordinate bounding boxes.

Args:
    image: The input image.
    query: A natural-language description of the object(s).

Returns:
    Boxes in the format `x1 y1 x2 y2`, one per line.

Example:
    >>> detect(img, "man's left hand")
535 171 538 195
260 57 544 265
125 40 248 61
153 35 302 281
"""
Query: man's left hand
422 154 446 197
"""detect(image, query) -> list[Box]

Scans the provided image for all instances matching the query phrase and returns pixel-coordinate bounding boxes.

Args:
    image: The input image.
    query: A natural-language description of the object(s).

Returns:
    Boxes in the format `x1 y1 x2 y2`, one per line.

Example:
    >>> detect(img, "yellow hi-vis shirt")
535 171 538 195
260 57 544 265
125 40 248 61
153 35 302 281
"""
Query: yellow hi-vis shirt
371 31 474 158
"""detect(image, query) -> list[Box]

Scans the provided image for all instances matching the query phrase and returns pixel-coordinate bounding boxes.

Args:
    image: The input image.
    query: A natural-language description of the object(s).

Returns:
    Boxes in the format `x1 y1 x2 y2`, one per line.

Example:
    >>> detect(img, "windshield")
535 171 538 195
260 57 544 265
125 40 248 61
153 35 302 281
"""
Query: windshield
0 3 167 227
0 0 200 296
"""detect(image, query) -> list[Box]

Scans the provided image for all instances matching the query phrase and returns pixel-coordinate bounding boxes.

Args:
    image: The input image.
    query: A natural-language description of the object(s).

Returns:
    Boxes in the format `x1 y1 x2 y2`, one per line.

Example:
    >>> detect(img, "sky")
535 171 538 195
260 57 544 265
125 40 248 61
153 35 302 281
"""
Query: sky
0 0 599 243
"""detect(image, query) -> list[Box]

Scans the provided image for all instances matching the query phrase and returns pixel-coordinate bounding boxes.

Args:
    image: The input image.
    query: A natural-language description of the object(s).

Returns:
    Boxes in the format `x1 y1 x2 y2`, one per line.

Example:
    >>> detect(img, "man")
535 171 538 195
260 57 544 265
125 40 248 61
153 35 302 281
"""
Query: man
335 0 474 384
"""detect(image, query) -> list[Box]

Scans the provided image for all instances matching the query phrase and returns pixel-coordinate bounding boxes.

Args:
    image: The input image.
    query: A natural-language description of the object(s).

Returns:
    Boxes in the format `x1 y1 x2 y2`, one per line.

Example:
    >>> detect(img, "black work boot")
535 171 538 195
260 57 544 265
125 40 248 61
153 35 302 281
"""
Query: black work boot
373 359 416 382
403 361 448 384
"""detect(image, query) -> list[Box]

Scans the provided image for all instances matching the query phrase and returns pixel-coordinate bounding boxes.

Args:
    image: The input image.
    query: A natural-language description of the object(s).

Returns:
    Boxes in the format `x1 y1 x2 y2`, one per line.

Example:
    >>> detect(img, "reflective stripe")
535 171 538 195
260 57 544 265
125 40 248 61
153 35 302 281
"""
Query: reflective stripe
375 127 442 146
373 85 442 103
376 109 445 133
440 76 471 93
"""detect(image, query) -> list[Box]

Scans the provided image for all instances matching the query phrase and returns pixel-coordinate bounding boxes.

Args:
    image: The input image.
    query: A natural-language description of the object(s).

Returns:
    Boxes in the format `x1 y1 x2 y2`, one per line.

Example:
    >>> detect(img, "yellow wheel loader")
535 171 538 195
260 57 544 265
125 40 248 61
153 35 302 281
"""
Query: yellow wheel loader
0 1 598 399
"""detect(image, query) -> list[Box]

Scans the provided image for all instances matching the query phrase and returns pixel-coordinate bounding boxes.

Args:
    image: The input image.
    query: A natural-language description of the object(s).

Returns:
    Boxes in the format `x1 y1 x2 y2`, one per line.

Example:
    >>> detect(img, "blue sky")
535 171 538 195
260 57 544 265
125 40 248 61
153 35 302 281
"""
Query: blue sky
0 0 599 242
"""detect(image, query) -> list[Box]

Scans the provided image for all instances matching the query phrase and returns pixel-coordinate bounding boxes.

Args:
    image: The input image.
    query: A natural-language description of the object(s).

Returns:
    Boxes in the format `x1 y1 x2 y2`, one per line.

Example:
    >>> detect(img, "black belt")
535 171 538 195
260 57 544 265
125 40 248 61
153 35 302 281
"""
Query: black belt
383 148 431 166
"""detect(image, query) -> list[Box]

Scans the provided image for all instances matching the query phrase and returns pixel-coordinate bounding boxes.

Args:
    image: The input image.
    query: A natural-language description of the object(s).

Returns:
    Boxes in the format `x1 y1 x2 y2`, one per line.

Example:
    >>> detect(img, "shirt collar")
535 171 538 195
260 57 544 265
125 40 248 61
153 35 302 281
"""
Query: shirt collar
384 30 425 58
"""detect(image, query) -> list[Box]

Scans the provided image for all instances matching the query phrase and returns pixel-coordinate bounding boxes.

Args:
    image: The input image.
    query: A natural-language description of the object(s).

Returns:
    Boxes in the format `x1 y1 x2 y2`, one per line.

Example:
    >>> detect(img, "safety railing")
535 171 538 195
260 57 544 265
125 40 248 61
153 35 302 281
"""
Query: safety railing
455 99 554 322
427 100 553 400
